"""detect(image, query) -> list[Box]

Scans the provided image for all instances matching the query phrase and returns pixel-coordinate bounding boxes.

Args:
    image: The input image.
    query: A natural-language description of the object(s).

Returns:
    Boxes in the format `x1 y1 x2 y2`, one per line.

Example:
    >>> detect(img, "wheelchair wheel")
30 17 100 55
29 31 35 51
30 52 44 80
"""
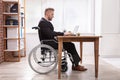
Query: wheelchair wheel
28 44 57 74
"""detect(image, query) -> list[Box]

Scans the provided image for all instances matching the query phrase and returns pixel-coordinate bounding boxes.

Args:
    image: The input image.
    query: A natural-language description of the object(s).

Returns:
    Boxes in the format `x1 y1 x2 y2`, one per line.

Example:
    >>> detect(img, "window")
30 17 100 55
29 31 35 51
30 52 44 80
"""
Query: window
26 0 95 33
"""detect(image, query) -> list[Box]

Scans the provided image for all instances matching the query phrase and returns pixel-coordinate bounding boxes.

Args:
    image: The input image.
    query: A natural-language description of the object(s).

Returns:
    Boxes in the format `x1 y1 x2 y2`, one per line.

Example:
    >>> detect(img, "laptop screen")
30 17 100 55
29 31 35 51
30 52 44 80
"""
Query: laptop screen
72 26 79 34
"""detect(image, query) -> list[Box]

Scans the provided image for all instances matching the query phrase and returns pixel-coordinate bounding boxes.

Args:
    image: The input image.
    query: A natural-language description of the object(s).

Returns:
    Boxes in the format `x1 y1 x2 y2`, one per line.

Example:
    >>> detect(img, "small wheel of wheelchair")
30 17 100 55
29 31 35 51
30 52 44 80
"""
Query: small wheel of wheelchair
28 44 57 74
61 61 68 72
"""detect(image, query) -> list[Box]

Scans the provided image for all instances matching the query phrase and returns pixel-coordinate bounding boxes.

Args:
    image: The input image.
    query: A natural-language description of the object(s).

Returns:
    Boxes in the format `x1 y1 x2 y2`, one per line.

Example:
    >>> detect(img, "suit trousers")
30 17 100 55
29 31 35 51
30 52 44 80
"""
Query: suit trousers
44 41 81 66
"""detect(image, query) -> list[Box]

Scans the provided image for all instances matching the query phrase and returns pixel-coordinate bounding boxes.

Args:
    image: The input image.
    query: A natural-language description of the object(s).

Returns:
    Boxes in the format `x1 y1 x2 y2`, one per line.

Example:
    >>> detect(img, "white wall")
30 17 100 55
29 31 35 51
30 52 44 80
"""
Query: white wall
26 0 41 33
100 0 120 56
102 0 120 33
26 33 40 55
95 0 102 35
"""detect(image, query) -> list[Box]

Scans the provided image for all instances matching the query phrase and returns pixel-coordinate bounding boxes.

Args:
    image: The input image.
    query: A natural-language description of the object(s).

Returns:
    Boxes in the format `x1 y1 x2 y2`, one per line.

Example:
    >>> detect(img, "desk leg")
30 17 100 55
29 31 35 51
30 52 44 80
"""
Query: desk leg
80 41 83 64
58 40 63 79
94 38 99 78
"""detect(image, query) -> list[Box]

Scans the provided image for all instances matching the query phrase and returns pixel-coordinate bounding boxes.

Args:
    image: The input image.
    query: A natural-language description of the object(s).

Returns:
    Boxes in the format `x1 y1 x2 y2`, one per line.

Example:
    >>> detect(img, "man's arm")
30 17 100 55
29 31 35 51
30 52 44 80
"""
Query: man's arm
39 21 64 39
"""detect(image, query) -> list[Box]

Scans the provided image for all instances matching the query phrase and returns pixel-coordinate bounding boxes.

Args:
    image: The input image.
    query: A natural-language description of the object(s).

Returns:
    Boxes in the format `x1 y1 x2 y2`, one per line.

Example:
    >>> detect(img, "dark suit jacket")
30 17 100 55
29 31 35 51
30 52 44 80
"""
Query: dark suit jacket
38 18 64 49
38 18 64 41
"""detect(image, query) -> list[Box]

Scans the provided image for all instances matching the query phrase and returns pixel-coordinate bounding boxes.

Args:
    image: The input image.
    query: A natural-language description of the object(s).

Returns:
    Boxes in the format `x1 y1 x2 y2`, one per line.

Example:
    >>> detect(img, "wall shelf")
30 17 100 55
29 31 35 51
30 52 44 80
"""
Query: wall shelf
3 25 18 28
3 37 25 40
4 48 24 52
3 12 18 15
2 0 26 62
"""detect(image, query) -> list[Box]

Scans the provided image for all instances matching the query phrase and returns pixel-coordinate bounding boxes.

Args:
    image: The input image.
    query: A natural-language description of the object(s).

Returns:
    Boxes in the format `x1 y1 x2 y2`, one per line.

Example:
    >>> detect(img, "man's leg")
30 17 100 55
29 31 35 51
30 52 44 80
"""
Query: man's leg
63 42 87 71
63 42 80 66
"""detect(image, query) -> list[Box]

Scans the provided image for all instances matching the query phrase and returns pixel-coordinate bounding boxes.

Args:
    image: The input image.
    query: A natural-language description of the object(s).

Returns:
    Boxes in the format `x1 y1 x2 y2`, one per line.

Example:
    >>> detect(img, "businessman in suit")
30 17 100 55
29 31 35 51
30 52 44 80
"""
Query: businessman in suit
38 8 87 71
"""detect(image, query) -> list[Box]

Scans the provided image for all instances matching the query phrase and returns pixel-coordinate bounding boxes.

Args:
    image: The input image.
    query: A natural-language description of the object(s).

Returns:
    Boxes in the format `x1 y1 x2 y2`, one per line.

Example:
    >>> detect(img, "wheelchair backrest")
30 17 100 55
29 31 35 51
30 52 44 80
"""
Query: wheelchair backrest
32 26 58 49
32 26 41 42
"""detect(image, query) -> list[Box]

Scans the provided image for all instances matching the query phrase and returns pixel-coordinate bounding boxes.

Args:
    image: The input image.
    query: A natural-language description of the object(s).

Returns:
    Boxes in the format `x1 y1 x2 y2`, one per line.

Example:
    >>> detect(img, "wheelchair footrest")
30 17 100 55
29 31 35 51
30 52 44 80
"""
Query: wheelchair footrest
61 58 68 72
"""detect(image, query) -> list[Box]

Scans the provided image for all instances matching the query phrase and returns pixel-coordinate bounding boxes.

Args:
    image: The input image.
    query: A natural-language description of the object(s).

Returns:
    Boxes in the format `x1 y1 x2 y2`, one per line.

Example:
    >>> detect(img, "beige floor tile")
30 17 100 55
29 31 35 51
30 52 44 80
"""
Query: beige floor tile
0 56 120 80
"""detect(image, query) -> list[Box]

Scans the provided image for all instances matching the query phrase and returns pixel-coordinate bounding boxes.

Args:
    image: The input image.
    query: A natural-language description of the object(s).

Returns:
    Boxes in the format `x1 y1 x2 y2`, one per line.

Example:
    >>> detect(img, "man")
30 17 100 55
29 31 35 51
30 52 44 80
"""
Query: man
38 8 87 71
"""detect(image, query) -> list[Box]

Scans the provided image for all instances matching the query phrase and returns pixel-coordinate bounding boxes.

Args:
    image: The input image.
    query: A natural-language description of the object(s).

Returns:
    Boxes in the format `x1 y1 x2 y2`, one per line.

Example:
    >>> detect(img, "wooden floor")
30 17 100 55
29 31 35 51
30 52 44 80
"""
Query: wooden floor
0 55 120 80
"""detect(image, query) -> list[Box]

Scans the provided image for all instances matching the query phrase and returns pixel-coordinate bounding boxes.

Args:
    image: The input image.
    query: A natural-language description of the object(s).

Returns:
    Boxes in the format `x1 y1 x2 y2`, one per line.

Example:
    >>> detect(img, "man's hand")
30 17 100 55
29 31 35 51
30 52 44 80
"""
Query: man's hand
64 31 73 36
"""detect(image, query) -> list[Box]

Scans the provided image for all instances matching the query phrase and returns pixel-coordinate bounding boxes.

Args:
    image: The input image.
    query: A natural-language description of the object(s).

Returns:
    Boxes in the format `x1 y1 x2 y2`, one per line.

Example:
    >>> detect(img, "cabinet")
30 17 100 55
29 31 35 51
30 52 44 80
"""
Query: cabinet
2 0 26 62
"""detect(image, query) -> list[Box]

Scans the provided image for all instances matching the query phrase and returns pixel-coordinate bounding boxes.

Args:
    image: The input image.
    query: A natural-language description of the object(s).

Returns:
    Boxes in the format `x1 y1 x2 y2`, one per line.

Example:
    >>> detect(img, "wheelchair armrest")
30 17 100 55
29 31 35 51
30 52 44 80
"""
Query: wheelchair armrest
41 39 58 44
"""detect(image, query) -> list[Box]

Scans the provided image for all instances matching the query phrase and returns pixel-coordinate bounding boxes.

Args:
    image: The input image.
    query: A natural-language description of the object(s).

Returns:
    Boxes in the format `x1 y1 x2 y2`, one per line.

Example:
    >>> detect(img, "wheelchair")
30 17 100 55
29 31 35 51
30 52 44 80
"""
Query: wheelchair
28 26 73 74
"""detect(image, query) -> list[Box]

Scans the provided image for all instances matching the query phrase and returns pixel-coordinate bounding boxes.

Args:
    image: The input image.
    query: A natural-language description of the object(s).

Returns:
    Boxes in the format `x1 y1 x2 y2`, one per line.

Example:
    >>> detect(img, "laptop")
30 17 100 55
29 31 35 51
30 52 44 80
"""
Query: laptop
72 25 79 36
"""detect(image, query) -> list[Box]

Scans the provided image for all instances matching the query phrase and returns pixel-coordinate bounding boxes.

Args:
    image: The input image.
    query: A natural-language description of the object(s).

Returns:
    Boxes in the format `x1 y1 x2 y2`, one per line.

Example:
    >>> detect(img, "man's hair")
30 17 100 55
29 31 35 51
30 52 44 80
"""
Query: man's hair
44 8 54 15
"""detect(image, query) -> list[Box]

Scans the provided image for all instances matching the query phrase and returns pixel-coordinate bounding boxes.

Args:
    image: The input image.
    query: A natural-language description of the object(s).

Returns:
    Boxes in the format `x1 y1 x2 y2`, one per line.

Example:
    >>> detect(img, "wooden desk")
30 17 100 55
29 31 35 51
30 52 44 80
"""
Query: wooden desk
57 36 101 79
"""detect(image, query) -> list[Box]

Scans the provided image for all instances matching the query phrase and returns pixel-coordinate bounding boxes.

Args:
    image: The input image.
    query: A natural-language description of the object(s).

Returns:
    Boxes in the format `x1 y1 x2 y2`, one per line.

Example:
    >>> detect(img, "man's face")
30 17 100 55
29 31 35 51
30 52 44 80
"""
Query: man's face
47 11 54 21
